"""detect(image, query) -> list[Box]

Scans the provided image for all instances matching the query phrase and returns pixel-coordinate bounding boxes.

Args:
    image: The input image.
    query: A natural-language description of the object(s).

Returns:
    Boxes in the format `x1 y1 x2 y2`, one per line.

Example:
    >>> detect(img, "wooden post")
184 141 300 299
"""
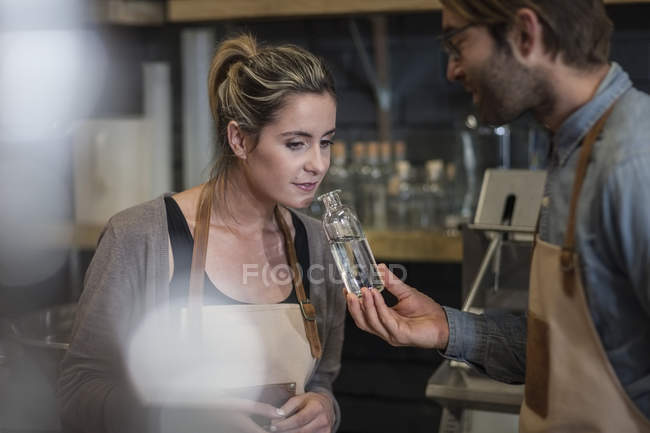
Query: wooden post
372 15 391 143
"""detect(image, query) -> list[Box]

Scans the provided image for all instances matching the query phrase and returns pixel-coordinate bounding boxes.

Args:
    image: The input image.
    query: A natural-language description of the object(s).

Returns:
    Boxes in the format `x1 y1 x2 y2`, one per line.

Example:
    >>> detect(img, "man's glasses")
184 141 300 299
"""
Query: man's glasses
437 23 477 61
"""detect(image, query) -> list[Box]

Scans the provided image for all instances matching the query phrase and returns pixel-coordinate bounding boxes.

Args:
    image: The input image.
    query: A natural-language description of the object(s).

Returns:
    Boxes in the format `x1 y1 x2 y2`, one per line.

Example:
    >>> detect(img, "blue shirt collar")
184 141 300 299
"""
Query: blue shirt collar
553 62 632 166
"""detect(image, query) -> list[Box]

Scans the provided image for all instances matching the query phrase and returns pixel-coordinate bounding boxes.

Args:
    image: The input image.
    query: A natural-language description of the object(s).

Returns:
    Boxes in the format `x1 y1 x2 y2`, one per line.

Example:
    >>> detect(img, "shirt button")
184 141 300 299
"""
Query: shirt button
541 196 550 207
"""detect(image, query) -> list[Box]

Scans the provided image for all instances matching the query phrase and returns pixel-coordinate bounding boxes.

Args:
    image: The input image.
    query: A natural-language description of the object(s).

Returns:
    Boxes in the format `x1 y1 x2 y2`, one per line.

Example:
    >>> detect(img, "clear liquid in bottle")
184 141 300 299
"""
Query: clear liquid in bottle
318 190 384 297
330 236 384 297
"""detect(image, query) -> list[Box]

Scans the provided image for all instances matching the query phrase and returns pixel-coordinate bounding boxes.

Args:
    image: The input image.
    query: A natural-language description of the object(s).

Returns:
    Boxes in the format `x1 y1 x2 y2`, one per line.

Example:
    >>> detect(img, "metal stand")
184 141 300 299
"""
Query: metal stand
427 169 547 433
462 232 501 312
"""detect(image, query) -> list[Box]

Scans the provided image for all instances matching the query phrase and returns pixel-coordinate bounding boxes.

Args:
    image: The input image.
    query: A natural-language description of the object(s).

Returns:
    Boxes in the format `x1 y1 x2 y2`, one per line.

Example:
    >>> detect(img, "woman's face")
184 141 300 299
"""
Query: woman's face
241 91 336 209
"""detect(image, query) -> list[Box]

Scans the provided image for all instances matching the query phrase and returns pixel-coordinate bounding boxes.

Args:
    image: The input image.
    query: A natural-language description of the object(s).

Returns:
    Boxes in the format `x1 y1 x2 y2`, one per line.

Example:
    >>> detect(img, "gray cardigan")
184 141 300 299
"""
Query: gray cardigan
57 195 345 433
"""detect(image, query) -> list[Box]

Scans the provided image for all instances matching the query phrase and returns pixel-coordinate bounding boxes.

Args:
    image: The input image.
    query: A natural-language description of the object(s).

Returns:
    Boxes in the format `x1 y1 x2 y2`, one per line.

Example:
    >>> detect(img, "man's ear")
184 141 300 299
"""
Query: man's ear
227 120 248 160
509 8 545 63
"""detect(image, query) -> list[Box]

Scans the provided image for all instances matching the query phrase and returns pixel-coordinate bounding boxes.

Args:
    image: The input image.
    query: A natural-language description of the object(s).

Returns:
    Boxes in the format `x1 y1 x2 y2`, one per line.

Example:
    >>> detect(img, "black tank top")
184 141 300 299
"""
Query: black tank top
164 196 310 305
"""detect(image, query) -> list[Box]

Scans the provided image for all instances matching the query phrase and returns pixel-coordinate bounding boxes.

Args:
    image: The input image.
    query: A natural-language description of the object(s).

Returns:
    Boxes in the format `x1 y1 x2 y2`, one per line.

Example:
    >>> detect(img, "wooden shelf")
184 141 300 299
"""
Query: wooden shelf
0 0 164 28
604 0 650 3
88 0 165 25
168 0 443 22
365 229 462 263
71 224 105 250
168 0 650 22
42 224 103 250
7 223 102 250
57 224 462 262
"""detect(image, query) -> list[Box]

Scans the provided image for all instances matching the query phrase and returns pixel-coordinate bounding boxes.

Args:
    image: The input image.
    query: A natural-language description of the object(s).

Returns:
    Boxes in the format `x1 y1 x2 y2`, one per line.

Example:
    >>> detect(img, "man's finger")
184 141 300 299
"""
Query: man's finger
360 287 391 342
346 290 372 333
377 263 411 298
371 286 406 345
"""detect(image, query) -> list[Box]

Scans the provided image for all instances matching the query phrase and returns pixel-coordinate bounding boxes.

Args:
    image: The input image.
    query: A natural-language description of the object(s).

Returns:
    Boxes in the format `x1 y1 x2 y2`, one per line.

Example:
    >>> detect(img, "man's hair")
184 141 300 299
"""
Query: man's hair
440 0 613 70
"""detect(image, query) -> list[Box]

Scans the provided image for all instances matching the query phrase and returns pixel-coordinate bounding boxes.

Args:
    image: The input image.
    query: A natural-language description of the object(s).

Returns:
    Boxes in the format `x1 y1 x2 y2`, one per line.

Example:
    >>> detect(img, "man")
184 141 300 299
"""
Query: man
346 0 650 431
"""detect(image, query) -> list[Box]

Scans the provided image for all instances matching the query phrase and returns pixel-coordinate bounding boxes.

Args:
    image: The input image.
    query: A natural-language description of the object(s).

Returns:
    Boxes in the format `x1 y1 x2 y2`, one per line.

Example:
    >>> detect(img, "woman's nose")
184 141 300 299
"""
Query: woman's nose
305 146 329 174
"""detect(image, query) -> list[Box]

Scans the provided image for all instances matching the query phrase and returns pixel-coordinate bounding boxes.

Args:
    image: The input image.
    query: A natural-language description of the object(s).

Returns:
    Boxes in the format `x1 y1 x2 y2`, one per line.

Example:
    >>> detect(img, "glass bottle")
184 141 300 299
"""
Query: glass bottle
326 141 355 207
418 159 447 231
349 141 366 216
444 162 463 232
379 141 393 179
387 160 415 229
307 141 354 218
358 142 387 229
318 189 384 297
393 140 407 166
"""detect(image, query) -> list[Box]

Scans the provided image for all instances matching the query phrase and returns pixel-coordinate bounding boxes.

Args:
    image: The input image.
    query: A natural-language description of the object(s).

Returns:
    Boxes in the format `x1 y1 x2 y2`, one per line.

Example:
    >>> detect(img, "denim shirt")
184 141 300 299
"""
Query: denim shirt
442 63 650 417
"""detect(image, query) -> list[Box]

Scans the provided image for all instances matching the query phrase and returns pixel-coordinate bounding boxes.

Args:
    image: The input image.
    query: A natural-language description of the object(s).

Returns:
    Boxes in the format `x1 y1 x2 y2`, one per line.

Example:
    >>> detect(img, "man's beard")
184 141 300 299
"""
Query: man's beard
473 48 554 126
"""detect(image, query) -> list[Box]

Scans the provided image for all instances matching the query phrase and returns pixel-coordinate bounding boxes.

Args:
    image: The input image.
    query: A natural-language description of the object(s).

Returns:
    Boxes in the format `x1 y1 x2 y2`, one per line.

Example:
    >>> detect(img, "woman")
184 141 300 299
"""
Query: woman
58 34 344 433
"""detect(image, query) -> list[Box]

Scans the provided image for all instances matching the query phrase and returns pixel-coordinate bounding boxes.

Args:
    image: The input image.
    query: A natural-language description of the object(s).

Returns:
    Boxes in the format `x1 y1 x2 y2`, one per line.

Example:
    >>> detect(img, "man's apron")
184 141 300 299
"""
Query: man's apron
519 102 650 432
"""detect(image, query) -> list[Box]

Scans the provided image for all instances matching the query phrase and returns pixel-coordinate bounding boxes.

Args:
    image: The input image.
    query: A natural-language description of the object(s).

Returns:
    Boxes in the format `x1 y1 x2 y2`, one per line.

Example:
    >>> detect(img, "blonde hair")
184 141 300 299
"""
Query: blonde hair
441 0 612 69
207 34 336 209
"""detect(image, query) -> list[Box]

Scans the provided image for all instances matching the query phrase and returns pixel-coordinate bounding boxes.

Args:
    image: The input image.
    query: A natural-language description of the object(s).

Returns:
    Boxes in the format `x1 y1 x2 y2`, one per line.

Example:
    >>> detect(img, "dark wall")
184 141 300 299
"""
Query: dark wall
333 261 461 433
216 14 519 168
90 4 650 189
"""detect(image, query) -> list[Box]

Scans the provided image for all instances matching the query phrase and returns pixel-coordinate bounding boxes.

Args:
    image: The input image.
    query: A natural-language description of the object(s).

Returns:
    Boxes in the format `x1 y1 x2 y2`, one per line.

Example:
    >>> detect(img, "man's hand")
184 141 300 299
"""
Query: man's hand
270 392 335 432
346 263 450 350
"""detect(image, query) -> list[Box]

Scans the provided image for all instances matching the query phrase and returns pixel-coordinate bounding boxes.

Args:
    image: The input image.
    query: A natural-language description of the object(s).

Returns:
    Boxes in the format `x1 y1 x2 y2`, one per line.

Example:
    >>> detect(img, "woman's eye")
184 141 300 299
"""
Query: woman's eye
320 140 334 148
286 141 305 150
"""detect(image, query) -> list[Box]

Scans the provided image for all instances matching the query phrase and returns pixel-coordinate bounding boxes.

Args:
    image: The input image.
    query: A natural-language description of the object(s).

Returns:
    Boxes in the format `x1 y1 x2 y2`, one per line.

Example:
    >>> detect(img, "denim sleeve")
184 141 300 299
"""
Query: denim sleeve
441 307 527 384
603 153 650 315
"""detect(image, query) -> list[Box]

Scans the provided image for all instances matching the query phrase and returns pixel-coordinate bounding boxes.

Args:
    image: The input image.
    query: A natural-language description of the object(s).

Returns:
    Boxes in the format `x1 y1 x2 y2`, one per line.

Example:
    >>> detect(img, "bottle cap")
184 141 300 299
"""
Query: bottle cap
352 142 366 161
396 160 411 178
317 189 343 212
446 162 457 180
367 142 379 162
380 141 391 162
393 140 406 160
426 159 444 181
332 141 346 160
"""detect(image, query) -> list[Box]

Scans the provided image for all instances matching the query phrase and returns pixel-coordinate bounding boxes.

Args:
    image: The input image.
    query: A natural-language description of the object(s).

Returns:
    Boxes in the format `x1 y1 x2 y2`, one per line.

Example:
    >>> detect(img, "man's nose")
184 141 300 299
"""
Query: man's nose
446 57 464 82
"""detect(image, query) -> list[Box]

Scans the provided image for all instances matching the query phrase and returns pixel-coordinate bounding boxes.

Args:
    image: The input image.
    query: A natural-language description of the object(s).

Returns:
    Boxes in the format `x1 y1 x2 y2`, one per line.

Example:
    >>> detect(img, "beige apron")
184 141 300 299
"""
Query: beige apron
519 104 650 432
128 183 322 414
184 180 322 404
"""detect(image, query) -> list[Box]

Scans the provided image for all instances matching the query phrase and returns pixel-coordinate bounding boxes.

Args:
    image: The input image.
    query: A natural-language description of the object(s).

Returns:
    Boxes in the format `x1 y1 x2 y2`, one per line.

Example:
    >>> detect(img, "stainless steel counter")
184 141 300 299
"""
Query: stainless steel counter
427 361 523 414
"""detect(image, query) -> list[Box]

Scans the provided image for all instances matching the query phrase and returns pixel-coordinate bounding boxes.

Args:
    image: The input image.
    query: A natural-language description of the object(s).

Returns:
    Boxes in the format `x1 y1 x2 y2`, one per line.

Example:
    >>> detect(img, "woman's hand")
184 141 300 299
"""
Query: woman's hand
209 398 288 433
346 263 450 350
269 392 335 432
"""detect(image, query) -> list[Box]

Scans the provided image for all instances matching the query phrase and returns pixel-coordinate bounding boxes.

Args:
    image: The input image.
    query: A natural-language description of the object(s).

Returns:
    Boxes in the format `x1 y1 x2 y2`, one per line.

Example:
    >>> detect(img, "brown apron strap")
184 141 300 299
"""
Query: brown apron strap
560 103 617 293
187 181 322 359
274 206 323 359
188 179 217 321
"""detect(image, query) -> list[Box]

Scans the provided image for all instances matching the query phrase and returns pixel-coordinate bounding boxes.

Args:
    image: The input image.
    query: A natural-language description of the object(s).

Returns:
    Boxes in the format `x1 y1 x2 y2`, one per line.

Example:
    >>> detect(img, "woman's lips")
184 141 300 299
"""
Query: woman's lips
294 182 318 192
